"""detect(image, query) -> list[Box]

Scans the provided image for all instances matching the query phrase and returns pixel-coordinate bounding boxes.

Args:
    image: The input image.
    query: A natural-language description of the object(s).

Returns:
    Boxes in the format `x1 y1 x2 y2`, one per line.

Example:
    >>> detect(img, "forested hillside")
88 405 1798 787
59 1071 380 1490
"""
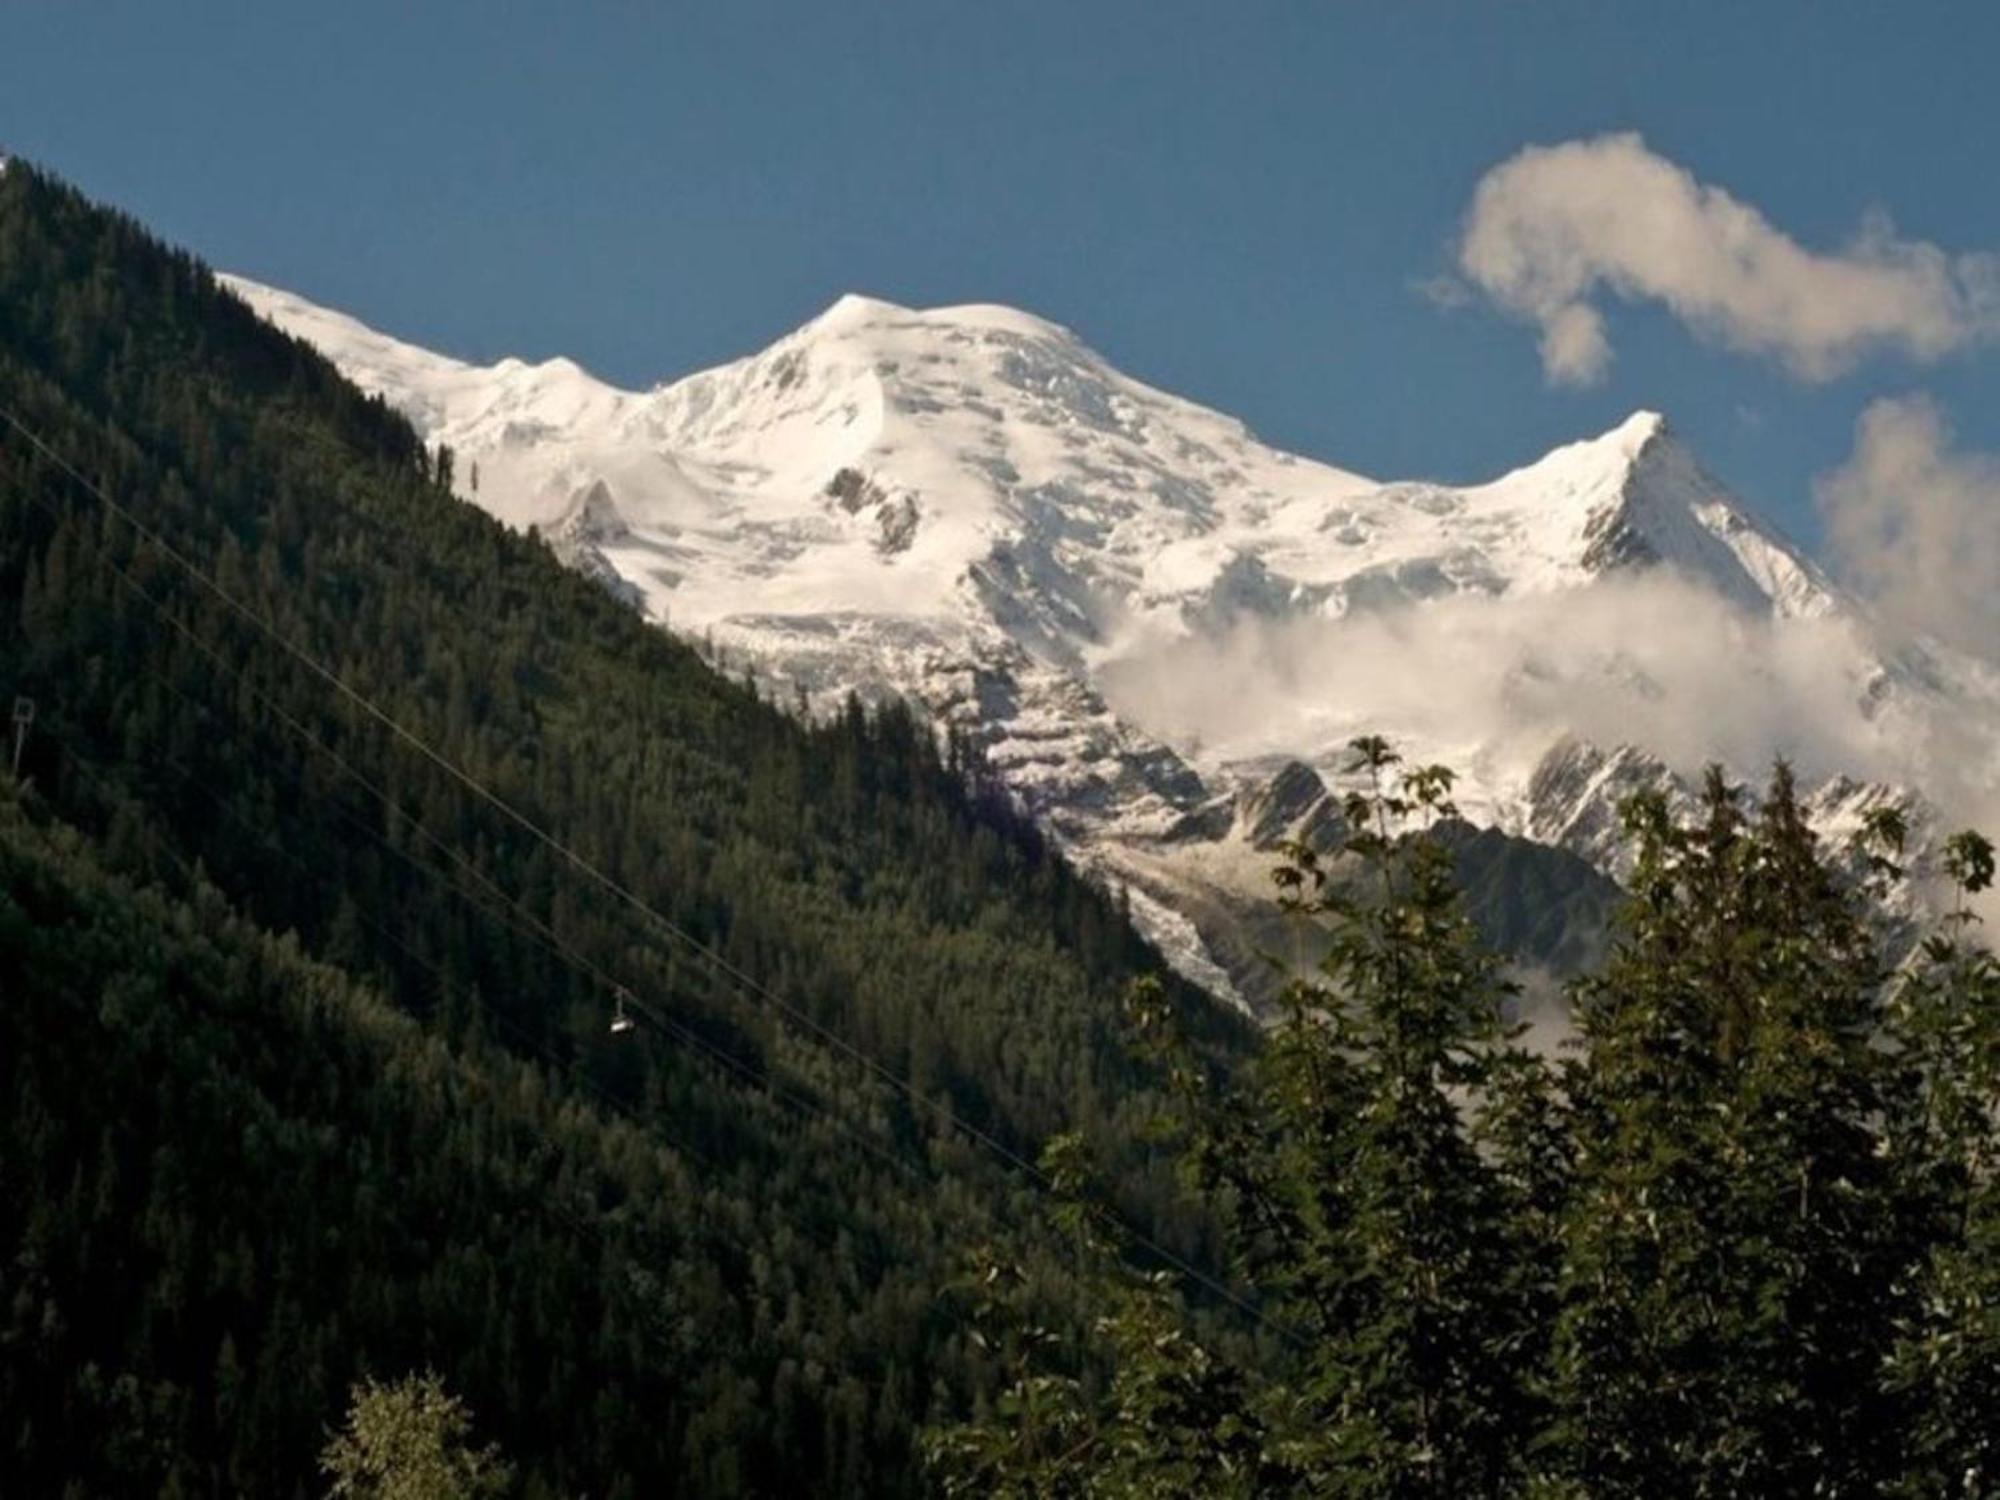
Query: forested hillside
23 157 1993 1500
0 163 1248 1495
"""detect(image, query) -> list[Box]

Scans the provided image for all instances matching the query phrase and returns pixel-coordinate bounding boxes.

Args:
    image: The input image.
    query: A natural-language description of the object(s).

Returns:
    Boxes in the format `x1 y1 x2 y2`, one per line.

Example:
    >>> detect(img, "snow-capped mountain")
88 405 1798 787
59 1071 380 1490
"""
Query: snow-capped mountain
225 276 2000 1008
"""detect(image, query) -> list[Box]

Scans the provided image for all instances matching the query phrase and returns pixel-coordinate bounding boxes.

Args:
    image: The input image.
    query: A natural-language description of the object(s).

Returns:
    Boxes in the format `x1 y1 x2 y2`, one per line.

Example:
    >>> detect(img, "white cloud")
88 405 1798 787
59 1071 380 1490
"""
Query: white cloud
1538 302 1610 385
1096 571 2000 869
1457 133 2000 385
1102 575 1908 788
1818 395 2000 663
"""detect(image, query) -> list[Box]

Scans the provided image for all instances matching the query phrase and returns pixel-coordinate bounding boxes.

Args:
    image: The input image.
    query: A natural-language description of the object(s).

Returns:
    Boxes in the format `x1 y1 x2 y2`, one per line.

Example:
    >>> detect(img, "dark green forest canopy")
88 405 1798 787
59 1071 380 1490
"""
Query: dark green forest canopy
0 161 1251 1496
23 156 1998 1500
933 758 2000 1498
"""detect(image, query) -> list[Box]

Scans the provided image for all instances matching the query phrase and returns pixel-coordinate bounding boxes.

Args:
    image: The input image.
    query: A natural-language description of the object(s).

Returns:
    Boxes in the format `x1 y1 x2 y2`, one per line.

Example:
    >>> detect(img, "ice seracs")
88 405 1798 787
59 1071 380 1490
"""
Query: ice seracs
224 275 2000 1008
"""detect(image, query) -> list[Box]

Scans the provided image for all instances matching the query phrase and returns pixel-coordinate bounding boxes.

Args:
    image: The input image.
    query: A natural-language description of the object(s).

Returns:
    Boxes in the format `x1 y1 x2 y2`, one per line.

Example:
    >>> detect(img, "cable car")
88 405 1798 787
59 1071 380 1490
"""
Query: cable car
610 987 636 1035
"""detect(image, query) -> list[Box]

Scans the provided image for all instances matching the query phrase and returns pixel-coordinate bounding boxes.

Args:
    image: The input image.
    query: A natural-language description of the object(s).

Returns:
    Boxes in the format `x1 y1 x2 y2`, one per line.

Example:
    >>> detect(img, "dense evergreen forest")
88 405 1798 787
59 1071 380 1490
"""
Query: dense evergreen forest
0 162 1250 1495
933 748 2000 1497
9 162 2000 1500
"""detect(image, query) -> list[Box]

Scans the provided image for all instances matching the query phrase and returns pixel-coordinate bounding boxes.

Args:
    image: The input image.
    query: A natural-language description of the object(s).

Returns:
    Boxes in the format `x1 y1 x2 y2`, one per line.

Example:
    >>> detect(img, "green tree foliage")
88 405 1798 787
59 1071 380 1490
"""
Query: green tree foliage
1239 740 1543 1495
1880 829 2000 1496
935 744 2000 1497
925 1142 1272 1500
934 740 1548 1496
1544 764 1910 1495
0 161 1244 1495
321 1372 512 1500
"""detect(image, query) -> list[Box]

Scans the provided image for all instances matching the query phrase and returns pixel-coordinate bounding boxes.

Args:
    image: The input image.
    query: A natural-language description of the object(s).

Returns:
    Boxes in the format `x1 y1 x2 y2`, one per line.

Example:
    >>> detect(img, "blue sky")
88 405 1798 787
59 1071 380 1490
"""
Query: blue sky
6 0 1999 553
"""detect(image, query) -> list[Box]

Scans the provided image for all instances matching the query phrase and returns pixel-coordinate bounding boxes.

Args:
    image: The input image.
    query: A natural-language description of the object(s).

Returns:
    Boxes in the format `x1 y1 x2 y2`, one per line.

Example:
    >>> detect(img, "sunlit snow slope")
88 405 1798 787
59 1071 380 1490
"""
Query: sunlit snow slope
227 276 2000 1008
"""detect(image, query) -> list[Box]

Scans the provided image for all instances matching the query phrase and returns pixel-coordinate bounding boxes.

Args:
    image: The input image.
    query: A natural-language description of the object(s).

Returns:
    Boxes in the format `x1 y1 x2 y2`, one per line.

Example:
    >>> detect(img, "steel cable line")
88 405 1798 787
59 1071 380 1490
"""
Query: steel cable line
13 560 1133 1468
6 494 1030 1312
25 705 722 1177
16 587 951 1233
17 746 1104 1484
1 764 672 1296
10 722 928 1356
0 404 1309 1350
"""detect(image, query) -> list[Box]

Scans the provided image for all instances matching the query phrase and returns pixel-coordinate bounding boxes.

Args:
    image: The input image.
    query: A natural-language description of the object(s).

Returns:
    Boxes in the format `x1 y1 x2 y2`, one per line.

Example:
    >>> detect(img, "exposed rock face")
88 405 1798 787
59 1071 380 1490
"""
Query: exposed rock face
1525 737 1687 878
1236 760 1345 853
823 466 880 513
550 481 645 610
226 276 2000 1012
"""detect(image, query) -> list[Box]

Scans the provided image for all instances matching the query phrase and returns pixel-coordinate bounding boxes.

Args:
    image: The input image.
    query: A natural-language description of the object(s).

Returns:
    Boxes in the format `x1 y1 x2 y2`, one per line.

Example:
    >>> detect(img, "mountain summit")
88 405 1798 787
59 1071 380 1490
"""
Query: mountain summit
225 277 1994 1006
222 277 1823 640
1476 409 1837 616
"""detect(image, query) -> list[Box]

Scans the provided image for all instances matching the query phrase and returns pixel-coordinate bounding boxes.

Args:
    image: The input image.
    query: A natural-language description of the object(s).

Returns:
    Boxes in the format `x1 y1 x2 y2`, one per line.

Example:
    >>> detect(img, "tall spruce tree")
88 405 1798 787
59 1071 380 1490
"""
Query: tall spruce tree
1246 738 1539 1495
1881 828 2000 1495
1542 766 1908 1495
932 739 1547 1496
924 1132 1272 1500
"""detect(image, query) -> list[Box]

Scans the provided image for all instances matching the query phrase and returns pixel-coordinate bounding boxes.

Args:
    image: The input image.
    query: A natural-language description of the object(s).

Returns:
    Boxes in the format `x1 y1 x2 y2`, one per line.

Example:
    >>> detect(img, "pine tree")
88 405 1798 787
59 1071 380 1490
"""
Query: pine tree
1543 766 1908 1495
924 1135 1269 1500
1247 739 1537 1495
934 739 1546 1496
1881 829 2000 1495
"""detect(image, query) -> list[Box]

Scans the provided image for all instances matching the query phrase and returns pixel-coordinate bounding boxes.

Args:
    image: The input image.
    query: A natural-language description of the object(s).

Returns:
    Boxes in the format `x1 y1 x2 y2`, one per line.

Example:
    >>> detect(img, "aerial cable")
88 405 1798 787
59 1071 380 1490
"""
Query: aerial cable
9 564 975 1310
0 406 1311 1349
22 632 942 1215
3 752 735 1372
15 714 911 1294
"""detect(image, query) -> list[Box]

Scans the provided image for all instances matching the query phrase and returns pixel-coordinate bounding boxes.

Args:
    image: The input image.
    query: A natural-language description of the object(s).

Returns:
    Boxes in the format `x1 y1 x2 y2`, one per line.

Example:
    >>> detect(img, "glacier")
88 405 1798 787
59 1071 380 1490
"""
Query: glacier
224 276 2000 1010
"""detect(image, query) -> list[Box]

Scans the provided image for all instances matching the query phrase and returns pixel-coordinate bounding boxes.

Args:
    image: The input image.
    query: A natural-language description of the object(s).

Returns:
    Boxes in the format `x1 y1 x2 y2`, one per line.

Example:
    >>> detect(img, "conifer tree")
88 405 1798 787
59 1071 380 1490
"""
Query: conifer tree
935 739 1545 1497
925 1129 1272 1500
1881 829 2000 1495
1543 766 1908 1495
1246 738 1537 1495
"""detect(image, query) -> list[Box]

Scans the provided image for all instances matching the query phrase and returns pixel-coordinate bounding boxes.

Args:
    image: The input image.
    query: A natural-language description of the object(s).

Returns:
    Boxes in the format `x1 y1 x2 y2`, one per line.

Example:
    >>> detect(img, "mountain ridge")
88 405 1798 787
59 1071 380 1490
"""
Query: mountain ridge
1 163 1251 1490
224 275 1998 1006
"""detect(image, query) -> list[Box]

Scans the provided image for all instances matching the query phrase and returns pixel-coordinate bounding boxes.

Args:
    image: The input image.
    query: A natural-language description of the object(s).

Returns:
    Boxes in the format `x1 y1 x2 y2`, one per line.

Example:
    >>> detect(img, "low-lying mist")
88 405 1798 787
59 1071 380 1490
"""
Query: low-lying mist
1097 572 2000 843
